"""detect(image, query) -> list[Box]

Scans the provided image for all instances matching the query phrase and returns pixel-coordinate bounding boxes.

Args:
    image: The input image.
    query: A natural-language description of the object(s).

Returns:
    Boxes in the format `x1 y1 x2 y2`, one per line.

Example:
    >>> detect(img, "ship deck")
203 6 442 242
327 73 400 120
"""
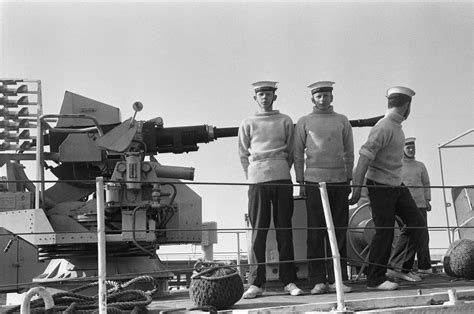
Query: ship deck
1 270 473 313
149 273 474 313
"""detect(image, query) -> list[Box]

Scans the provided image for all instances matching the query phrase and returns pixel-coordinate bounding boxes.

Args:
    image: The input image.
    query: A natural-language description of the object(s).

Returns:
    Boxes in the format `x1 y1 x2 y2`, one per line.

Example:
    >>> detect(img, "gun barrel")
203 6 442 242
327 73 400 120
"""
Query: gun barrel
212 115 384 140
213 127 238 139
143 123 215 154
142 115 383 155
349 115 384 127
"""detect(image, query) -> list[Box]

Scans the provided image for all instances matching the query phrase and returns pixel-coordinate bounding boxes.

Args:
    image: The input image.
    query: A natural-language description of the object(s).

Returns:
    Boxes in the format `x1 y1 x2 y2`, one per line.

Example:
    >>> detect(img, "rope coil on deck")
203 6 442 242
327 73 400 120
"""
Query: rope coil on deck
5 276 157 313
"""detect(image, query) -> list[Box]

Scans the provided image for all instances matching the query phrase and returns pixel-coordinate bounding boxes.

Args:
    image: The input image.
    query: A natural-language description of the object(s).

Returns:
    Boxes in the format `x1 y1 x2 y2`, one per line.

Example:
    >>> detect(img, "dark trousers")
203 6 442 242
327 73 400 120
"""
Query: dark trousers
393 207 431 271
366 179 426 287
247 180 297 287
416 208 432 270
305 182 349 285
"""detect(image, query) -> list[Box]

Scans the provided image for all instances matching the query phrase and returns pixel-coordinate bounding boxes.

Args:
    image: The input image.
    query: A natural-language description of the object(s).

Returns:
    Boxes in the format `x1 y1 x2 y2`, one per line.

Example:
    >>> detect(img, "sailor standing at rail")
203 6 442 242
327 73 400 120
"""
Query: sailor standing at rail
349 86 427 290
294 81 354 294
238 81 303 298
399 137 433 274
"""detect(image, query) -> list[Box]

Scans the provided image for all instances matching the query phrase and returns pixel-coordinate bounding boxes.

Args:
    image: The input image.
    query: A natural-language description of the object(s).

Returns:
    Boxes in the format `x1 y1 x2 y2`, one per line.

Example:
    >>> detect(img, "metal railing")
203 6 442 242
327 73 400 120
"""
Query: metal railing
1 179 473 313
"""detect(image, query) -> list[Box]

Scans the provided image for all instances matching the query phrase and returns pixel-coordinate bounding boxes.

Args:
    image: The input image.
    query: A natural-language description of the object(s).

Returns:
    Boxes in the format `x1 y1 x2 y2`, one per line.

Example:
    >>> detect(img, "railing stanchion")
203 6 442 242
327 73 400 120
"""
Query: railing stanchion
438 146 452 244
319 182 347 312
96 177 107 313
236 232 241 276
35 80 43 209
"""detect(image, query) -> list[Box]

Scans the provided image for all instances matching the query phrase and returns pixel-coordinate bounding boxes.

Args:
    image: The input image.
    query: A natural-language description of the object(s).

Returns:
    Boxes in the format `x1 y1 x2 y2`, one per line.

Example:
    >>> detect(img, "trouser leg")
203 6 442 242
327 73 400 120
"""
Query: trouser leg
416 208 432 270
247 184 271 287
272 180 297 285
366 180 397 287
389 188 426 272
306 183 328 285
326 183 350 283
306 182 349 284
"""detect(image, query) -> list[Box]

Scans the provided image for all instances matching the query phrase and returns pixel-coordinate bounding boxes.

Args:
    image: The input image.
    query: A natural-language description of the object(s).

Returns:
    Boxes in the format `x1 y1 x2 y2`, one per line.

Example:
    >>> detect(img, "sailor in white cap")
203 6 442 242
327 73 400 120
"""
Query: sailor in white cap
294 81 354 294
251 80 278 92
386 86 416 119
238 81 303 298
401 137 433 274
350 86 427 290
307 81 335 95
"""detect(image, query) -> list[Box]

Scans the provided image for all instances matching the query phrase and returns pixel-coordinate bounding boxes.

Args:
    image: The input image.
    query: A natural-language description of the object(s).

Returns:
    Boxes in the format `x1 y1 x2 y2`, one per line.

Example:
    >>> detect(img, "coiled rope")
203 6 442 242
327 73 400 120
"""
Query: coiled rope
5 275 158 313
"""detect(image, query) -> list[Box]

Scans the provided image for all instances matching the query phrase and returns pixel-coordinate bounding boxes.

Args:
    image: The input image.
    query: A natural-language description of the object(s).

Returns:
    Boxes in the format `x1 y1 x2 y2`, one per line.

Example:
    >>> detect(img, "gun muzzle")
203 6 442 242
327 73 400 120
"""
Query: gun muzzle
349 115 384 127
213 127 238 139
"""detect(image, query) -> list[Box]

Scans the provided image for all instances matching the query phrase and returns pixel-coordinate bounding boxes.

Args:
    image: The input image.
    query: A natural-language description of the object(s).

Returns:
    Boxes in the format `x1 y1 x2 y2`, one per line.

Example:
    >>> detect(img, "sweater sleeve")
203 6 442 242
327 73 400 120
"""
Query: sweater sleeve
342 117 354 180
286 117 295 169
359 124 389 160
293 118 306 183
421 162 431 201
237 120 251 179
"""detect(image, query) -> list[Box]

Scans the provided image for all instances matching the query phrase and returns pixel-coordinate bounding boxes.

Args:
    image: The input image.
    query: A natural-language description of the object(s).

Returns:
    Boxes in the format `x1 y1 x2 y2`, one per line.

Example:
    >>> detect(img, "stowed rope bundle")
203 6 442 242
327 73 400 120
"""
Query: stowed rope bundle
5 276 157 313
189 259 244 311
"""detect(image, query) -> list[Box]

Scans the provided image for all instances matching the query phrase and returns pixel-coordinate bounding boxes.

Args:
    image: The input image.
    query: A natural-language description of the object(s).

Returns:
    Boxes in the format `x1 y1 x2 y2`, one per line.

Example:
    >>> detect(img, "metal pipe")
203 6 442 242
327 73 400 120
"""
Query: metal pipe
202 244 214 261
49 126 101 134
438 147 452 244
439 144 474 148
319 182 346 311
41 113 104 136
437 129 474 245
20 286 54 314
35 80 43 209
439 129 474 148
35 112 104 207
161 182 178 206
236 232 242 276
154 164 195 181
132 206 156 258
96 177 107 313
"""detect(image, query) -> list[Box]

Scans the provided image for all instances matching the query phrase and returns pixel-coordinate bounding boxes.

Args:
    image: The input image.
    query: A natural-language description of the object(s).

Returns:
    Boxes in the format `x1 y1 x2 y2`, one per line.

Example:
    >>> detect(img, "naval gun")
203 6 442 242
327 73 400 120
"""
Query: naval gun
0 89 239 293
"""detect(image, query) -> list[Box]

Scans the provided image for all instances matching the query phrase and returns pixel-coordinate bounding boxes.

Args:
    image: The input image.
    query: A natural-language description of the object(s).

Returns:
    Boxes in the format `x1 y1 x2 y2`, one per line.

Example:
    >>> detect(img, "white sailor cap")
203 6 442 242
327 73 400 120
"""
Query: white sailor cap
307 81 335 94
252 81 278 92
386 86 416 99
405 137 416 145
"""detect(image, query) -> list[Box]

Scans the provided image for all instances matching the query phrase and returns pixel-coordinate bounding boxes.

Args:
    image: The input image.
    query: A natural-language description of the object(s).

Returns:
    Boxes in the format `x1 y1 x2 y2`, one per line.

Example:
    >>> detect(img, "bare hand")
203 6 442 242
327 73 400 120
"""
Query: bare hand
299 183 306 198
349 187 361 205
426 200 431 211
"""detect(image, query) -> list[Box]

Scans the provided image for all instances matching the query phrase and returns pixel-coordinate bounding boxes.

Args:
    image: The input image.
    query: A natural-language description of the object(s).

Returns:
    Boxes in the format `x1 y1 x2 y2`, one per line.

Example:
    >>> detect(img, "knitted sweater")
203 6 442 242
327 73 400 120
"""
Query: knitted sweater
359 110 405 186
402 157 431 208
294 106 354 183
238 110 294 183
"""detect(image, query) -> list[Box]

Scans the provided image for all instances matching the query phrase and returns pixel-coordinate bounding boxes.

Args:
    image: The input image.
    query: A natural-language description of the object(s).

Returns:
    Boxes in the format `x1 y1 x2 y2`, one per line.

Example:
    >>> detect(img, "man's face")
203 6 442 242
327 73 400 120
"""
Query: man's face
312 91 333 108
254 90 276 110
403 102 411 119
404 144 416 158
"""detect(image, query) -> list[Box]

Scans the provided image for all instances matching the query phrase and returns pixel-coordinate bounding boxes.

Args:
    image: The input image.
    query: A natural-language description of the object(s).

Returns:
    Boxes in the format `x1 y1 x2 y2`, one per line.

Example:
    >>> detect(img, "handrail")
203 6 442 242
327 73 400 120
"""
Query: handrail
437 128 474 244
35 113 105 209
96 177 107 313
319 182 348 312
438 129 474 148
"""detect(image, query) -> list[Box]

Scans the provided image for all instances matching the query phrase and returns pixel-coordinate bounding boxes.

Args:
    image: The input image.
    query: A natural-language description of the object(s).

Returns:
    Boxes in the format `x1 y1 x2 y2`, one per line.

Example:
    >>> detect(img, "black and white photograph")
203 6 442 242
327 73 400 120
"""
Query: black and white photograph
1 0 473 312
